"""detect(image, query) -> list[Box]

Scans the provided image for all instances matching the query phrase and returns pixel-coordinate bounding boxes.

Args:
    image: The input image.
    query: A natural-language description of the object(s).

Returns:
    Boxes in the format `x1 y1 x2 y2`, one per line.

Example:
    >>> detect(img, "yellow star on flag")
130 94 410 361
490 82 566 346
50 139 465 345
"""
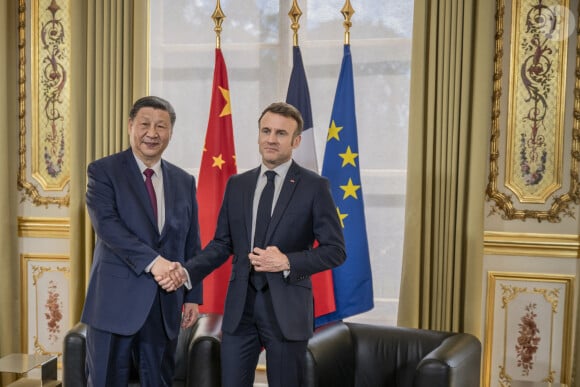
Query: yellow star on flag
339 146 358 167
340 178 361 199
327 120 343 142
336 206 348 228
218 86 231 117
212 154 226 169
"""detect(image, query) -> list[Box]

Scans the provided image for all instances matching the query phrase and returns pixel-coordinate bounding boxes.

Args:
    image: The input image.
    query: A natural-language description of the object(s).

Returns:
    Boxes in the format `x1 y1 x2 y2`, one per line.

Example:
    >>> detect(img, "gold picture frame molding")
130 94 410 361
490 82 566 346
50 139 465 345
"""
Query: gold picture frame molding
486 0 580 222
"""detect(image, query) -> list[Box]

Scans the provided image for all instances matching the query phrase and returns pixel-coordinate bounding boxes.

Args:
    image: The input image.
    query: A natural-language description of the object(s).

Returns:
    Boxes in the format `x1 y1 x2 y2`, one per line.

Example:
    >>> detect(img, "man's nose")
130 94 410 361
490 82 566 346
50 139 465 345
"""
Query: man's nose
146 125 158 136
265 132 277 142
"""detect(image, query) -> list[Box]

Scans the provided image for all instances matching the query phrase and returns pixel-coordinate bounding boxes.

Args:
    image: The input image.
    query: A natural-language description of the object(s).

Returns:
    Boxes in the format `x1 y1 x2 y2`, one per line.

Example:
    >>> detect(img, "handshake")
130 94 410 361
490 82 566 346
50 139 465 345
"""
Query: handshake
151 257 188 292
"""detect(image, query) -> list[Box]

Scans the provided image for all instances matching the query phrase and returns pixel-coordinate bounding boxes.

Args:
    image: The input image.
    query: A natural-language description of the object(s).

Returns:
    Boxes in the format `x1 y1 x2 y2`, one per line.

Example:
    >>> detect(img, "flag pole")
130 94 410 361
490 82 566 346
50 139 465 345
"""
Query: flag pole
212 0 225 49
288 0 302 47
341 0 354 45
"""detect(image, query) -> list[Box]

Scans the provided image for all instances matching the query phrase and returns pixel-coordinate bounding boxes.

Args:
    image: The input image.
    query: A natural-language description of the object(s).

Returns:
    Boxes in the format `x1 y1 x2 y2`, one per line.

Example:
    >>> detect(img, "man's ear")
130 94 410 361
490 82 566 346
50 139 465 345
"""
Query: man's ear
293 134 302 148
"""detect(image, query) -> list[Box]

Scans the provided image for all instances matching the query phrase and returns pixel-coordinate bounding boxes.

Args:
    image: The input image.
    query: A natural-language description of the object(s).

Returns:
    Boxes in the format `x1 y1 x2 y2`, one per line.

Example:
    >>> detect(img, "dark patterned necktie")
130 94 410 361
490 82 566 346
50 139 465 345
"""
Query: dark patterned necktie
254 170 276 248
251 170 276 289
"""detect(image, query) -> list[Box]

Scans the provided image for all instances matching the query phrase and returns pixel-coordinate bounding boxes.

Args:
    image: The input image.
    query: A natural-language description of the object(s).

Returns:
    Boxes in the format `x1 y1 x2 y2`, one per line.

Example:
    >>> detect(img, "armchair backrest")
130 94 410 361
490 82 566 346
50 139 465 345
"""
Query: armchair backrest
305 321 482 387
62 313 224 387
348 323 454 386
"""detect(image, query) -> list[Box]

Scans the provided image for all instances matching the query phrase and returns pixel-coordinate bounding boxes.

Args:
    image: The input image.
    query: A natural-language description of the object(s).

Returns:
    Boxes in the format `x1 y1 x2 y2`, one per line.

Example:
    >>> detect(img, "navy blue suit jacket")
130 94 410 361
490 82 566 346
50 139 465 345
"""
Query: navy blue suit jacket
185 161 346 341
81 148 202 340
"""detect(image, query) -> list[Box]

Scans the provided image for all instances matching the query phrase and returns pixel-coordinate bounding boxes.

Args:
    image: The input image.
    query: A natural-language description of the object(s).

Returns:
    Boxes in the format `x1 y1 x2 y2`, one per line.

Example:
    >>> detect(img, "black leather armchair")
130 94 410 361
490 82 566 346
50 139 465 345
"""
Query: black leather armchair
61 313 223 387
304 321 481 387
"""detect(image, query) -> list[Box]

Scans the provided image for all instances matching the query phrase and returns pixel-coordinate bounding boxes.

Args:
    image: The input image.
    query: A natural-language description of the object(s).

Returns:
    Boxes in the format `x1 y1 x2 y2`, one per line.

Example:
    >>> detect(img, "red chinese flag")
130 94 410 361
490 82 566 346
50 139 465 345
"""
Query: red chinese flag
312 270 336 318
309 241 336 319
197 48 237 314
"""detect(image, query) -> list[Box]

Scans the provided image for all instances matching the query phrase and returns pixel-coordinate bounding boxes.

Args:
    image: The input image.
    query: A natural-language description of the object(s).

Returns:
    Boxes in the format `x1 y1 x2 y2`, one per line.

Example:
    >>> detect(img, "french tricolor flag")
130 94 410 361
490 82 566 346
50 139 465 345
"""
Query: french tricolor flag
286 45 336 325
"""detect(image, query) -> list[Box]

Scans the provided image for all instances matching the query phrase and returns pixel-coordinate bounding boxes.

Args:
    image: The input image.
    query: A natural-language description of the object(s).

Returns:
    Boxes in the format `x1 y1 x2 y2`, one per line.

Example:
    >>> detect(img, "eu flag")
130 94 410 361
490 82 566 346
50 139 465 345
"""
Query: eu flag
317 44 374 325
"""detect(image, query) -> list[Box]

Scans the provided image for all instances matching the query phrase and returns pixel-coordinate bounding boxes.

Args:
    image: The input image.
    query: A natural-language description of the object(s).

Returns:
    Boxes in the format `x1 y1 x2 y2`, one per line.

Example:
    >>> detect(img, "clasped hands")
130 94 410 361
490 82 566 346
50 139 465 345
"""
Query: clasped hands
151 258 198 329
152 257 187 292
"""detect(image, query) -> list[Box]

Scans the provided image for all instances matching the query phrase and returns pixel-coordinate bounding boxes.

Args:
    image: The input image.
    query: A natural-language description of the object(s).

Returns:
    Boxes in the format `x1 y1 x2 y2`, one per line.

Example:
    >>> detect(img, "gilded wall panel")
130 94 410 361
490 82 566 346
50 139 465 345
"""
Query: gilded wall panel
18 0 71 206
487 0 580 221
21 254 71 358
483 272 574 386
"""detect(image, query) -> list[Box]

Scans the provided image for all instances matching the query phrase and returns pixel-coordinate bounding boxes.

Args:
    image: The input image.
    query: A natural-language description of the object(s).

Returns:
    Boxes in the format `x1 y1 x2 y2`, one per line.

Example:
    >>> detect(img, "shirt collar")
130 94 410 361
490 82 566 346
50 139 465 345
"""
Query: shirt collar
133 154 162 176
260 159 292 179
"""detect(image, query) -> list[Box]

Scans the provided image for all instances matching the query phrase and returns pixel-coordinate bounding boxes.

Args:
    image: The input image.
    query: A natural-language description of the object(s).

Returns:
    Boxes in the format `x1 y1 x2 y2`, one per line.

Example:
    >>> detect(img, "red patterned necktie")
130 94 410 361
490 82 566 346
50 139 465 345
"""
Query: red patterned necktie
143 168 158 221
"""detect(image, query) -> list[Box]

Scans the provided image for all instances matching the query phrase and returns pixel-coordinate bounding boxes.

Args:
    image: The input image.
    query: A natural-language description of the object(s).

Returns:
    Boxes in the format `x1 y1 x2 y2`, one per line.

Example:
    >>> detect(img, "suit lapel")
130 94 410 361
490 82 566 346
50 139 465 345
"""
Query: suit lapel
245 168 261 246
122 149 159 232
159 161 173 239
266 162 300 242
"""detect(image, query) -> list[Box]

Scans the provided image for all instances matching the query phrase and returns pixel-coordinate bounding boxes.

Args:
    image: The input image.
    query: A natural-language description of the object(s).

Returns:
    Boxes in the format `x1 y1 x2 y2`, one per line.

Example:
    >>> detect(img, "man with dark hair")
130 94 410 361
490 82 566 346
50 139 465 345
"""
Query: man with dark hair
159 101 346 387
82 96 202 386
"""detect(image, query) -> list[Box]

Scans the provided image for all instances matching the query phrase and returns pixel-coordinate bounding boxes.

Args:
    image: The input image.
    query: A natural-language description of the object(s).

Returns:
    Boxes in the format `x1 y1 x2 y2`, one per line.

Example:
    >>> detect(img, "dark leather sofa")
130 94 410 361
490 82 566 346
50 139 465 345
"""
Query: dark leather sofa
304 321 482 387
61 313 223 387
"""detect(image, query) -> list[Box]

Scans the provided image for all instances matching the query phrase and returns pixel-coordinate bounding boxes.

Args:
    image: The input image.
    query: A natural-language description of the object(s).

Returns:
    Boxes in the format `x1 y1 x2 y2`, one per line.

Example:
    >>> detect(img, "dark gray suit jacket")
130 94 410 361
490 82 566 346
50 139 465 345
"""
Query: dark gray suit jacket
186 161 345 341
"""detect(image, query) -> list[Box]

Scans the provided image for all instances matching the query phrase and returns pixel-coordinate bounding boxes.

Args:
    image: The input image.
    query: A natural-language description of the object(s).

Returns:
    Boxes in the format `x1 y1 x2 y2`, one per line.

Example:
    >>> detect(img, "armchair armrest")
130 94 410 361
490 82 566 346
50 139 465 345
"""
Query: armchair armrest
416 333 482 387
62 322 87 387
185 313 223 387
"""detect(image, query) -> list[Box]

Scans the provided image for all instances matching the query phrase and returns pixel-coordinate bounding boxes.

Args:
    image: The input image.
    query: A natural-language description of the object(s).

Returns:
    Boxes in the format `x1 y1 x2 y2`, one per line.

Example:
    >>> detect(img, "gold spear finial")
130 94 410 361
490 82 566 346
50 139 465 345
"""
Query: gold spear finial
341 0 354 45
212 0 226 49
288 0 303 47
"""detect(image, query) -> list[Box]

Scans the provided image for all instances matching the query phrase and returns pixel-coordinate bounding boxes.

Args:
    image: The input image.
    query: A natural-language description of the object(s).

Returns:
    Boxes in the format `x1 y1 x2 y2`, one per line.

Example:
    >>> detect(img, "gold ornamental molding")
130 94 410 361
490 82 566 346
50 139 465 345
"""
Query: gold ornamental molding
18 0 71 207
18 217 70 238
486 0 580 222
484 231 580 258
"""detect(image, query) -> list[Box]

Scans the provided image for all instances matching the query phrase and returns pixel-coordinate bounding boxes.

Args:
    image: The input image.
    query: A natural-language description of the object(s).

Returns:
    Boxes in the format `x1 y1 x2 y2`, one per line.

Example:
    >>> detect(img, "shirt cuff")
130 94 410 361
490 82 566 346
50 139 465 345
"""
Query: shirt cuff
183 268 192 290
145 256 161 273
